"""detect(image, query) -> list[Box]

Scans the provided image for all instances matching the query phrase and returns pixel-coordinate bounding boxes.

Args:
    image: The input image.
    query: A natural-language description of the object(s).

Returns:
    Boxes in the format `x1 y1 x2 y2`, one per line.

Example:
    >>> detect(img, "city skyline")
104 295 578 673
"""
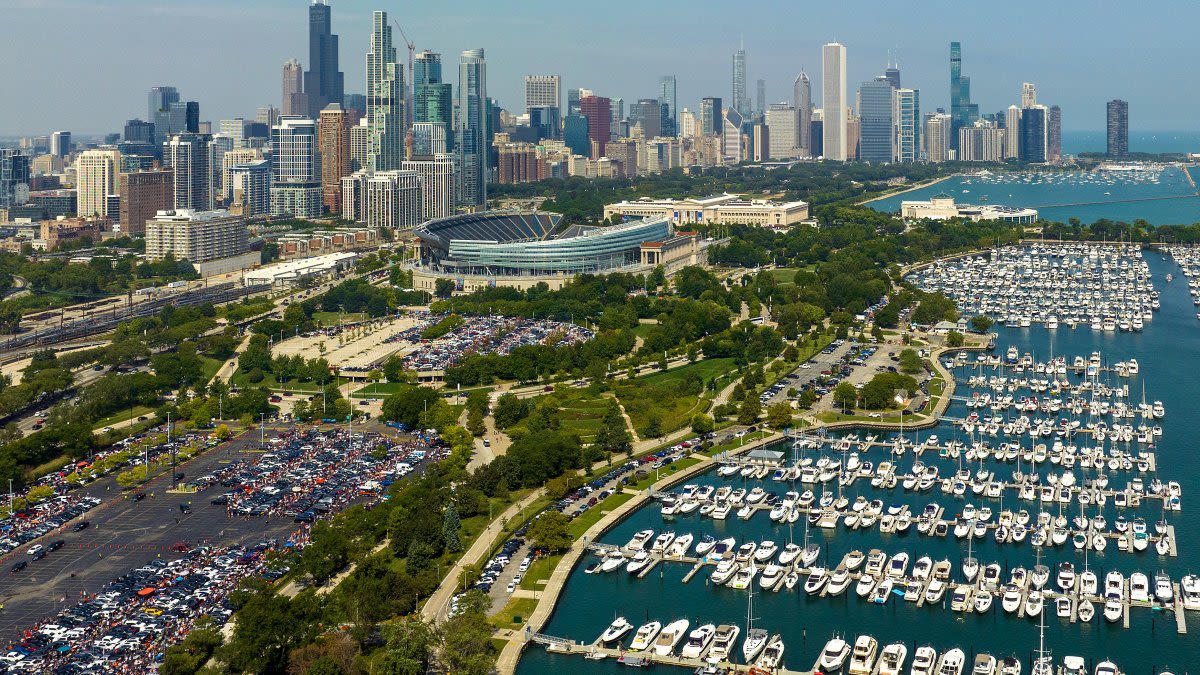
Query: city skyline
3 0 1199 136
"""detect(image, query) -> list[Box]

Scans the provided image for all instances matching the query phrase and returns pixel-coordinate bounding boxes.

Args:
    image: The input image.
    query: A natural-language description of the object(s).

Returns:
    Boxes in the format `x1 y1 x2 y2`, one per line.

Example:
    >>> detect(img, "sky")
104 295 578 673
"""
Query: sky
2 0 1199 138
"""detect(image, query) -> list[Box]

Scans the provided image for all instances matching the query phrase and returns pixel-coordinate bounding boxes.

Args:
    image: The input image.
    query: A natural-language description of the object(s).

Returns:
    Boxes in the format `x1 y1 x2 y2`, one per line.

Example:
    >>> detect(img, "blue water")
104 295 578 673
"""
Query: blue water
869 167 1200 225
1062 131 1200 157
516 252 1199 675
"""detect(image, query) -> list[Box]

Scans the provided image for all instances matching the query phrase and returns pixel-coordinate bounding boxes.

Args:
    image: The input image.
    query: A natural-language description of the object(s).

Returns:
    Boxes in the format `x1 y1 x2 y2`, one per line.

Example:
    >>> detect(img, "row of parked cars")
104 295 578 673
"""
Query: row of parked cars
0 497 99 562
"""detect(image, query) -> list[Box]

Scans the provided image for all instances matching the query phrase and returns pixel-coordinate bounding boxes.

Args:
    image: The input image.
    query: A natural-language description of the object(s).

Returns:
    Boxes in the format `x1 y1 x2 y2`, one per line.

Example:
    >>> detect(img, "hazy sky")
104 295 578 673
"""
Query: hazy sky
2 0 1197 137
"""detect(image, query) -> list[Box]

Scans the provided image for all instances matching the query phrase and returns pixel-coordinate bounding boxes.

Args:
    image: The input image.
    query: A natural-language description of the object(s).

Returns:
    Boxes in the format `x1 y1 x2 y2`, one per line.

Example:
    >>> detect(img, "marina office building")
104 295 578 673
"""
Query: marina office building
900 194 1038 224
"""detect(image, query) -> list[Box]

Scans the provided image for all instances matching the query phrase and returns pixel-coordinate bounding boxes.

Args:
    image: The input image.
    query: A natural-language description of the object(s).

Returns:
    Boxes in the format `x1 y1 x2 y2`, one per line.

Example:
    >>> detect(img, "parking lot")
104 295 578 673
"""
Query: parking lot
761 340 852 406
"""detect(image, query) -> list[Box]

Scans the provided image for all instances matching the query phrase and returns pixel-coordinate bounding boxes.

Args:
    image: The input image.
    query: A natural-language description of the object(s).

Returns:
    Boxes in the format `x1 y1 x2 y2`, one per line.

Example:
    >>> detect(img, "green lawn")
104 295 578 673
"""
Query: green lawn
198 356 224 383
567 491 635 538
702 431 771 456
93 405 157 430
230 368 323 394
519 554 562 590
350 382 410 398
616 358 736 435
629 456 702 491
630 323 658 338
492 597 539 628
311 311 368 327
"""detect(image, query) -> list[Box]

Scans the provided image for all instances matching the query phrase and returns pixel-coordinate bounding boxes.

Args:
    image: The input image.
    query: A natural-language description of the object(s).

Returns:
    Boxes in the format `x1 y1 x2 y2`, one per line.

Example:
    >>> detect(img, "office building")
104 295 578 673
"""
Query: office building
256 105 281 129
1021 82 1037 108
0 149 30 210
1107 99 1129 158
751 123 770 161
723 107 744 162
564 114 590 156
1019 105 1047 163
765 103 798 159
147 86 179 123
282 58 308 116
794 72 812 155
949 42 979 151
124 119 155 144
924 112 952 162
604 194 809 227
604 138 638 177
821 42 847 160
458 48 487 206
629 99 663 140
858 76 895 163
75 148 121 218
51 131 71 158
270 116 322 217
610 97 624 139
318 104 351 213
700 97 722 137
117 168 173 235
403 153 456 220
659 75 677 136
414 51 453 149
958 120 1005 161
305 0 344 119
341 170 423 228
1004 106 1022 159
524 75 561 116
145 209 249 263
218 119 249 148
884 65 901 89
678 109 696 139
732 48 749 117
366 11 405 171
1047 105 1062 162
894 88 920 163
154 101 199 143
579 95 610 156
228 160 271 216
567 88 584 116
350 118 370 170
343 93 366 117
528 105 561 141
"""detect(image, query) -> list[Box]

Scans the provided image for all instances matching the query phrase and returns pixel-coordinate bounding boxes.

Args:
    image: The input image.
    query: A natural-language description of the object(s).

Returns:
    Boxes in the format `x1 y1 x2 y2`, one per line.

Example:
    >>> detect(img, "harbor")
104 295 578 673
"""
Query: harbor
514 247 1199 675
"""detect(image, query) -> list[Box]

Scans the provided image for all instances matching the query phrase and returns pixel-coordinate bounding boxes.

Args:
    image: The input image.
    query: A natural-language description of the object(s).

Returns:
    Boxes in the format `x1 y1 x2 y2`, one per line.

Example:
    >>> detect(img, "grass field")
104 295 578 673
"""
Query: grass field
311 311 368 327
518 554 562 590
93 405 156 430
616 358 736 435
350 381 410 398
198 356 224 384
567 492 635 538
491 597 539 629
230 368 323 394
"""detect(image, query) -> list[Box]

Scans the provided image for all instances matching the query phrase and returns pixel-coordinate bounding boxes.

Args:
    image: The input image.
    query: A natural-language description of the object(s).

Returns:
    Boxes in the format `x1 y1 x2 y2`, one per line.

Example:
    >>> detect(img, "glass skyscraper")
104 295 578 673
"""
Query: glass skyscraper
458 48 487 206
304 0 344 119
1107 99 1129 158
414 51 453 152
732 49 749 117
894 88 920 163
949 42 978 151
858 76 895 163
659 75 677 136
366 11 404 171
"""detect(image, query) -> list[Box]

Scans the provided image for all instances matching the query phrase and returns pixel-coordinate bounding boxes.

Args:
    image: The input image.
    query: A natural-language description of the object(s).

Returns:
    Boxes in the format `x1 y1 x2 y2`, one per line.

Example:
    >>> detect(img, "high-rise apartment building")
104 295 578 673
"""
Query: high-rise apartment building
341 170 424 228
305 0 344 120
1004 106 1022 160
958 120 1005 161
1019 105 1047 163
764 103 798 159
118 168 173 235
949 42 979 151
894 88 920 163
402 153 456 221
164 133 215 211
732 48 749 117
821 42 848 161
579 95 611 156
458 48 488 206
924 112 952 162
794 72 812 155
414 51 453 150
75 148 121 217
1021 82 1037 109
349 118 370 171
858 76 895 163
271 116 322 217
0 149 30 210
221 148 261 203
228 160 271 216
1107 99 1129 158
1047 105 1062 162
700 97 722 137
524 75 561 116
319 104 351 213
145 209 248 263
282 59 308 116
366 11 405 172
412 122 448 157
51 131 71 158
678 109 697 139
219 119 249 148
756 79 766 116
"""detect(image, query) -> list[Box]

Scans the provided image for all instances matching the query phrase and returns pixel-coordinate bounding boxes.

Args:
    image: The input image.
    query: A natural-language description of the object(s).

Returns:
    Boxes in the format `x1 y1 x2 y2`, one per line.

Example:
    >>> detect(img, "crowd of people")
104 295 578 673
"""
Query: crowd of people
0 496 100 558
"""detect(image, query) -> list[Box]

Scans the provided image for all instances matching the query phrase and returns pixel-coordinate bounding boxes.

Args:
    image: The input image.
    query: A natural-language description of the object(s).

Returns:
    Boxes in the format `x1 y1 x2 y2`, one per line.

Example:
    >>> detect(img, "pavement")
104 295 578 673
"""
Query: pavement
763 341 853 406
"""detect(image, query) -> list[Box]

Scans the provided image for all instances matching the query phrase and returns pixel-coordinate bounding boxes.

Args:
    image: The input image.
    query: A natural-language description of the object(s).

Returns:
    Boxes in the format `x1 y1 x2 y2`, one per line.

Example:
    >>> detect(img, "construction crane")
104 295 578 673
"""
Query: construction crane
392 19 415 127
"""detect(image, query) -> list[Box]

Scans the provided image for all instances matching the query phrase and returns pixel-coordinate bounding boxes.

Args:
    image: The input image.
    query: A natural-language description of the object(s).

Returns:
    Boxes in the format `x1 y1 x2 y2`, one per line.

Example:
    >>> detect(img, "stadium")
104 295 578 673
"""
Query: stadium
408 210 712 293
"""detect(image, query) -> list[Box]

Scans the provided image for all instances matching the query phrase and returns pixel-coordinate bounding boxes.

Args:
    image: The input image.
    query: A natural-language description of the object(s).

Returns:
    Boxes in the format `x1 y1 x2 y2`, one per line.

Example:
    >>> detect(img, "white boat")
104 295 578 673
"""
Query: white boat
910 646 937 675
938 648 966 675
1181 574 1200 610
973 654 997 675
600 617 633 643
974 590 994 613
625 529 654 551
848 635 879 675
827 567 852 596
1024 590 1044 617
1154 572 1174 602
1062 657 1086 675
680 623 716 659
1103 598 1122 622
754 541 779 563
756 634 786 670
759 564 784 589
600 551 625 572
1076 598 1095 622
878 643 908 675
887 551 910 578
820 636 851 671
805 567 829 594
925 578 948 604
628 621 662 651
743 628 769 663
652 619 689 656
1130 572 1150 602
857 574 878 598
778 543 802 566
705 624 740 664
625 551 651 574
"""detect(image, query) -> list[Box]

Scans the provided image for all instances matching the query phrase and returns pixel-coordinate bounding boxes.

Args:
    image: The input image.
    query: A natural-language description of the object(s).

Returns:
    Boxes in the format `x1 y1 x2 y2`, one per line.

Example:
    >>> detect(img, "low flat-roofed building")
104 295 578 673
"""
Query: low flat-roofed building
243 251 358 286
603 193 809 227
39 216 109 250
275 227 378 259
899 194 1038 224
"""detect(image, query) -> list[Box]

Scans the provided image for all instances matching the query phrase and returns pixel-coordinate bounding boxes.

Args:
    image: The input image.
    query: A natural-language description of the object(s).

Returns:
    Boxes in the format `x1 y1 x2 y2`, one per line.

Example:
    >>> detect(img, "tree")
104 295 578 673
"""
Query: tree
690 413 714 435
766 402 794 429
434 278 456 299
443 502 462 553
492 393 529 429
440 591 497 675
737 397 761 425
969 315 994 333
642 412 663 438
367 369 384 395
899 348 923 374
860 372 919 410
592 400 632 455
527 511 572 552
214 424 231 440
381 385 441 429
946 330 964 347
797 388 818 409
833 382 858 412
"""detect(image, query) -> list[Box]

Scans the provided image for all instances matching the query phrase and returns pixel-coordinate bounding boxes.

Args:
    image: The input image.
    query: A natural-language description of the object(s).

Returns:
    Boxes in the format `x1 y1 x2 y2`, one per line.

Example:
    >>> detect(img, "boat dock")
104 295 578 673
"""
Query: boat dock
527 632 817 675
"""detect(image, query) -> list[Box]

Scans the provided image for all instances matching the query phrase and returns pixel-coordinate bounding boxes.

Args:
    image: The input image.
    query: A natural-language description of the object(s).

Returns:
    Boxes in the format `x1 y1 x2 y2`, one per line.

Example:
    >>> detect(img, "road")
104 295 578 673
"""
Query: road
11 364 123 438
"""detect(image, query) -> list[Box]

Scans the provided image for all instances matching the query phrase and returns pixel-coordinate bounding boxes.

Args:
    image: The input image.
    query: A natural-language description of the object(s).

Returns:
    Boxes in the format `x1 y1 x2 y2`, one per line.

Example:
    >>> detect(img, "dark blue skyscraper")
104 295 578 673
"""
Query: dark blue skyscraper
414 51 453 149
1019 106 1047 163
305 0 344 120
458 48 487 206
949 42 978 151
858 76 895 163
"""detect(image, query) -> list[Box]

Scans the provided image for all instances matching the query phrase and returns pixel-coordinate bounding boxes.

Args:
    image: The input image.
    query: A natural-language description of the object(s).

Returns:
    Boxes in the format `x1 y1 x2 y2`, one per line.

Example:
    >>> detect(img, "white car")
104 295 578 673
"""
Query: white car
799 364 812 369
26 544 43 556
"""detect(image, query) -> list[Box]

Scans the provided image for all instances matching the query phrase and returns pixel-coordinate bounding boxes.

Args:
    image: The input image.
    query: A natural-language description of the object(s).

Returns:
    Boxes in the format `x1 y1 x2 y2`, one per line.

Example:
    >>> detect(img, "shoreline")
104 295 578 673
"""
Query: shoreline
857 174 954 207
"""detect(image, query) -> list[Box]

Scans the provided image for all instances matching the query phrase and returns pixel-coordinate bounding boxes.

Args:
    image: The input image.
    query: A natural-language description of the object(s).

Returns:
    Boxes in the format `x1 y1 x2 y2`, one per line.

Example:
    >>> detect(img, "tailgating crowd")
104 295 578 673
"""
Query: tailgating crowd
0 497 100 558
386 312 594 372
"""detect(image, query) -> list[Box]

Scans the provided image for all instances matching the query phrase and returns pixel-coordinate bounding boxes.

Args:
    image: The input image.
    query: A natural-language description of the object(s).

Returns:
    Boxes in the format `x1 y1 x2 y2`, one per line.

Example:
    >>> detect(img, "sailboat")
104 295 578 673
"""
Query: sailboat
742 576 768 663
1030 595 1053 675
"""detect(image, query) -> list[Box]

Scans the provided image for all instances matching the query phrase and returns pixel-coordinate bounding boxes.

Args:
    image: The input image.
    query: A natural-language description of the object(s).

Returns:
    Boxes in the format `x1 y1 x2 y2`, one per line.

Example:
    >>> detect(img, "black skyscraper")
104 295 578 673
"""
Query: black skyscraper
1107 99 1129 158
305 0 345 120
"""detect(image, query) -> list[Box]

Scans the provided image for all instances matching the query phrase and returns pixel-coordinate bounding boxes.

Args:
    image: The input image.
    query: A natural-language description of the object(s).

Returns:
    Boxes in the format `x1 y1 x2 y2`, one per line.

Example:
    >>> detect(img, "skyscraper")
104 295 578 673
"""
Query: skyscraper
924 112 951 162
858 76 895 163
75 149 121 218
366 11 405 172
402 154 457 221
1107 99 1129 158
458 48 487 206
1047 105 1061 162
659 75 677 136
1019 105 1047 163
148 86 179 123
629 99 663 139
949 42 979 151
319 104 351 213
414 51 453 151
563 115 590 156
118 169 174 235
732 48 749 117
700 97 722 137
1004 106 1022 159
894 88 920 163
765 103 798 159
524 75 561 116
271 116 322 217
756 79 766 116
0 149 30 210
305 0 345 120
50 131 71 158
282 58 308 116
821 42 847 161
579 95 610 156
164 133 215 211
794 72 812 155
884 65 901 89
1021 82 1037 108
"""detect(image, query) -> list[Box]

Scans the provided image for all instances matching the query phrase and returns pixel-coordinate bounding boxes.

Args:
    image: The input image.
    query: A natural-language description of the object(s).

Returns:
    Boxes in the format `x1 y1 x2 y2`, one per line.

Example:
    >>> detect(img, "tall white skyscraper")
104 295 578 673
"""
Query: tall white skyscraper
893 88 920 163
1021 82 1037 109
458 48 487 206
732 48 749 117
523 75 561 116
75 148 121 218
270 116 322 217
366 10 405 171
282 58 308 116
1005 106 1022 159
764 104 798 159
794 71 812 156
924 112 952 162
821 42 847 161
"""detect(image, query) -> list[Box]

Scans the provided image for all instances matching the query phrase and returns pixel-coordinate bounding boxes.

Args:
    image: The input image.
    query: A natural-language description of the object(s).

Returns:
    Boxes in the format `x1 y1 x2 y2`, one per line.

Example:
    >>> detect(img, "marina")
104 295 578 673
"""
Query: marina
515 247 1199 675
